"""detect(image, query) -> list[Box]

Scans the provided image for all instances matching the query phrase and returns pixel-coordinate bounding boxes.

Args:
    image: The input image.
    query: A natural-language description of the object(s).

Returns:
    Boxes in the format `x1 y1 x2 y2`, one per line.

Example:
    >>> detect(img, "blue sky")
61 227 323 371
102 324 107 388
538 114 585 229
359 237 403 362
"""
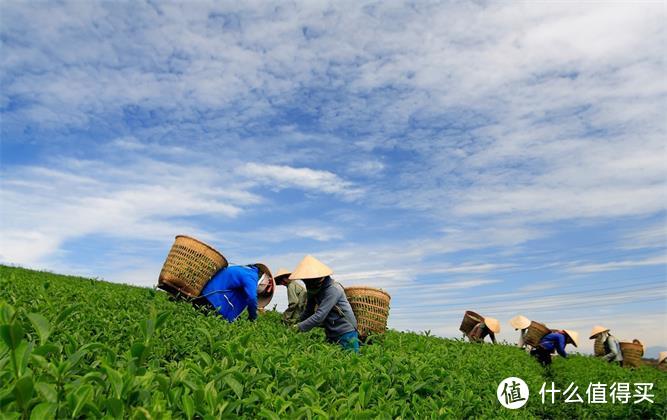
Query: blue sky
1 1 665 356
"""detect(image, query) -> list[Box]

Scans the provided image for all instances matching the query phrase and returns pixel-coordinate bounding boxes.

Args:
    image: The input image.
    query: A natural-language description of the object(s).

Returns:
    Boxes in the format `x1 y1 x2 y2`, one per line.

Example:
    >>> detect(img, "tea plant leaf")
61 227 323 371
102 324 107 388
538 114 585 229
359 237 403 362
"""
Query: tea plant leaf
15 341 33 378
27 313 51 346
0 303 16 324
35 381 57 403
181 393 195 420
32 343 59 358
13 375 34 411
358 382 371 408
155 311 170 330
29 402 57 420
71 384 93 417
0 323 24 350
54 304 83 327
259 407 281 420
224 375 244 399
104 398 124 418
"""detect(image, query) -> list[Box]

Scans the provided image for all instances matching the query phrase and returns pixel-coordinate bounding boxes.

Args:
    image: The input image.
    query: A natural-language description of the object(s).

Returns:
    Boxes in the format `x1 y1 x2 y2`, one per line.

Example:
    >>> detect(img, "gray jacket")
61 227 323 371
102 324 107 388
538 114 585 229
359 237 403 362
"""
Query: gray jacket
602 334 623 362
298 277 357 339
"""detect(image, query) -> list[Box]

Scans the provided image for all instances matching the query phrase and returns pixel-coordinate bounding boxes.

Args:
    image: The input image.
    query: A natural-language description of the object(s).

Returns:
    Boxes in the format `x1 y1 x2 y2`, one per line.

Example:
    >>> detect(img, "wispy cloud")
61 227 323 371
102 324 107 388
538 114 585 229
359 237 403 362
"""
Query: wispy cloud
618 222 667 250
241 163 361 199
1 1 665 351
567 255 667 274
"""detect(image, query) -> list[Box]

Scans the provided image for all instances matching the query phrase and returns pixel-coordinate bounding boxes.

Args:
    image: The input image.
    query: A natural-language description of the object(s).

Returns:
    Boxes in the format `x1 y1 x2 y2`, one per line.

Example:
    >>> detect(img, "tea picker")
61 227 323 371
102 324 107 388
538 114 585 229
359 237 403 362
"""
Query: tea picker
199 263 274 322
658 352 667 369
510 315 532 351
289 255 360 353
530 329 580 366
274 267 307 325
589 325 623 365
462 312 500 344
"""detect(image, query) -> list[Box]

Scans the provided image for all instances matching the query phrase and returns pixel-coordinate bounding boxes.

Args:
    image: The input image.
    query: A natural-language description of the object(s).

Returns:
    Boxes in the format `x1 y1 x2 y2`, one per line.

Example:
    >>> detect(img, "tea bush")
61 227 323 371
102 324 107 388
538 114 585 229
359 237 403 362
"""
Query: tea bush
1 266 664 418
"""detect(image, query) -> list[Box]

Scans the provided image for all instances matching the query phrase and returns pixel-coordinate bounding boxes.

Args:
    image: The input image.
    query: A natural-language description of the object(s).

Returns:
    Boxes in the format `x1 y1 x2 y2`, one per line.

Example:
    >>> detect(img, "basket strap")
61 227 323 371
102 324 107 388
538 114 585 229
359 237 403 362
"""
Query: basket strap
332 281 358 335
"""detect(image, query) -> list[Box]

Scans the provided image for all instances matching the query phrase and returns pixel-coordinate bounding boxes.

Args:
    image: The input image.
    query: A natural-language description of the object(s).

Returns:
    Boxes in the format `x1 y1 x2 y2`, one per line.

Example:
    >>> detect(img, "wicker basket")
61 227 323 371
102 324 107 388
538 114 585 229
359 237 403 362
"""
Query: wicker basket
344 287 391 338
620 342 644 368
524 321 551 347
594 336 606 357
459 311 483 334
158 235 228 298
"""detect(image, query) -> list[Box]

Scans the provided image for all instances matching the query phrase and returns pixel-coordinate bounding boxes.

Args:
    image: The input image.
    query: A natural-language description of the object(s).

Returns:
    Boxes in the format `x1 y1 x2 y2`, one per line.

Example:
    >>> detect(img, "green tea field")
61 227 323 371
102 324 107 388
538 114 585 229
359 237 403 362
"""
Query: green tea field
1 265 664 419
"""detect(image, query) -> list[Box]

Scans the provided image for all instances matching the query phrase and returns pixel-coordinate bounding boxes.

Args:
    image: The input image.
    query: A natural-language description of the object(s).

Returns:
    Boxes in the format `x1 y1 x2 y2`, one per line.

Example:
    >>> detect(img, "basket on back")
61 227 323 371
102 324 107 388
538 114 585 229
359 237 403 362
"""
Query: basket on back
158 235 228 299
620 342 643 368
344 287 391 339
524 321 551 347
459 311 483 334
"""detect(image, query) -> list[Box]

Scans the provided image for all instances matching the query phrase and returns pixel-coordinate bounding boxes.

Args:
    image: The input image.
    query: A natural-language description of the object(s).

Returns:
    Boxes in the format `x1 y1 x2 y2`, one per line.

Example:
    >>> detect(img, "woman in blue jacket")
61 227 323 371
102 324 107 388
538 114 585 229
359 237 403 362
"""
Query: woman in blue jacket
200 264 271 322
531 329 579 366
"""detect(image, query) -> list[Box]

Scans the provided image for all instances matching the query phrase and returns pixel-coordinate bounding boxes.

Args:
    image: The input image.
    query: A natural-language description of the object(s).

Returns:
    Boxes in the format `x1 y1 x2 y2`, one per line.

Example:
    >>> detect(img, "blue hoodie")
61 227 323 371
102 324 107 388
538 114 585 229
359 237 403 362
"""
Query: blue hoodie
539 332 568 357
201 265 259 321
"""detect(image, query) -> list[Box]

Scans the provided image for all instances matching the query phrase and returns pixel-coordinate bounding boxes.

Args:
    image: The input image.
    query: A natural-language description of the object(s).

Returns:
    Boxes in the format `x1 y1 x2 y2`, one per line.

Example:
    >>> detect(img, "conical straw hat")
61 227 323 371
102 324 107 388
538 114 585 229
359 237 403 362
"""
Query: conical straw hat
510 315 531 330
288 255 333 280
253 263 274 308
484 317 501 333
658 351 667 365
564 329 579 347
589 325 609 339
253 263 273 281
274 267 291 282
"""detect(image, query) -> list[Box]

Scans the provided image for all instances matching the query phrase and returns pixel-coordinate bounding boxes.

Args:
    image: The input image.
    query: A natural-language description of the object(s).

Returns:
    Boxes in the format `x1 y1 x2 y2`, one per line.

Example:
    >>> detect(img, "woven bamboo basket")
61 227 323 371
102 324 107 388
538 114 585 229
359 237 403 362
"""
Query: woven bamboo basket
620 342 644 368
459 310 483 334
594 336 606 357
524 321 551 347
158 235 228 299
344 287 391 338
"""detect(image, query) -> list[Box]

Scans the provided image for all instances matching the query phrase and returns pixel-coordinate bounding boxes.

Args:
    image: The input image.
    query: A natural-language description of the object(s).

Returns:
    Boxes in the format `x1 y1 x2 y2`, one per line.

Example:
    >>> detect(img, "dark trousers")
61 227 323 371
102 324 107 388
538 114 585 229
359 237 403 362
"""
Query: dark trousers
531 347 552 366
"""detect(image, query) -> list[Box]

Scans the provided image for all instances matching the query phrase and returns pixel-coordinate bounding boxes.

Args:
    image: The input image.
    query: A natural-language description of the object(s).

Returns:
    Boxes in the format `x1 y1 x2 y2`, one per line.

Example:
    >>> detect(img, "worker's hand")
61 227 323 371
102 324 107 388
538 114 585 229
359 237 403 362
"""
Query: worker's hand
291 324 300 332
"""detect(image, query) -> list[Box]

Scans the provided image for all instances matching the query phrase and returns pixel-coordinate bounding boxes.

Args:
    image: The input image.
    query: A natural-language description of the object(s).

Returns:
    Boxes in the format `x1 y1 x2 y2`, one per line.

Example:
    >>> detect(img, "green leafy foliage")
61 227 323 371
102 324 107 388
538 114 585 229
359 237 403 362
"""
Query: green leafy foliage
0 265 664 418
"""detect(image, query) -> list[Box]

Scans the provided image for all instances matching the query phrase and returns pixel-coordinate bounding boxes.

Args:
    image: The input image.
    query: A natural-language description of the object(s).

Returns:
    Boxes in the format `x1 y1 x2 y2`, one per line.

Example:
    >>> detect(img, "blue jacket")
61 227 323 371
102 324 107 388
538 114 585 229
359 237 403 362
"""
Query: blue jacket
201 265 259 321
539 332 568 357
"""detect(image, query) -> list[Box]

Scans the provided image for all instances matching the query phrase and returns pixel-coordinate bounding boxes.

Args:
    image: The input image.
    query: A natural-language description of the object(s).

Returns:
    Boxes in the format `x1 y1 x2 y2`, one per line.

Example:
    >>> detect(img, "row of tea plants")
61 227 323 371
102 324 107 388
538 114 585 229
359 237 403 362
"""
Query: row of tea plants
1 265 664 418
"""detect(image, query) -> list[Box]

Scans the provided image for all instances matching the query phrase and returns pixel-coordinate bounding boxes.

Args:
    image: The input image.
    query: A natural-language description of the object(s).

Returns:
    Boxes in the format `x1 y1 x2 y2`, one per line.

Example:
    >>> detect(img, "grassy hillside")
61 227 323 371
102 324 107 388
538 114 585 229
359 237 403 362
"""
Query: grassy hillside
1 265 664 419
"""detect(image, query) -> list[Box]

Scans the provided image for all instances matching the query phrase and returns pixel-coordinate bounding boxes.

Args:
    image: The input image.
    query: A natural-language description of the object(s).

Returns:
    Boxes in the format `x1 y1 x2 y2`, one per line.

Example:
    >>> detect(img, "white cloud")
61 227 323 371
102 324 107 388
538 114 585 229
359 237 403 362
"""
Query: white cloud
347 160 385 176
2 2 664 230
108 136 146 151
0 157 253 265
567 255 667 274
215 222 344 246
1 1 665 351
241 163 362 198
618 222 667 251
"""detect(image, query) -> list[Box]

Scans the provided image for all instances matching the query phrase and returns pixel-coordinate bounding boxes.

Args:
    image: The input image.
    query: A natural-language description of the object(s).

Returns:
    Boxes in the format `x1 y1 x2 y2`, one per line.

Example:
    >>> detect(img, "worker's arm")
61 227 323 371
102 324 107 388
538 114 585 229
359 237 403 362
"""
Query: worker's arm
242 276 258 321
555 334 568 358
489 331 497 344
300 294 316 322
298 287 341 332
518 331 525 348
